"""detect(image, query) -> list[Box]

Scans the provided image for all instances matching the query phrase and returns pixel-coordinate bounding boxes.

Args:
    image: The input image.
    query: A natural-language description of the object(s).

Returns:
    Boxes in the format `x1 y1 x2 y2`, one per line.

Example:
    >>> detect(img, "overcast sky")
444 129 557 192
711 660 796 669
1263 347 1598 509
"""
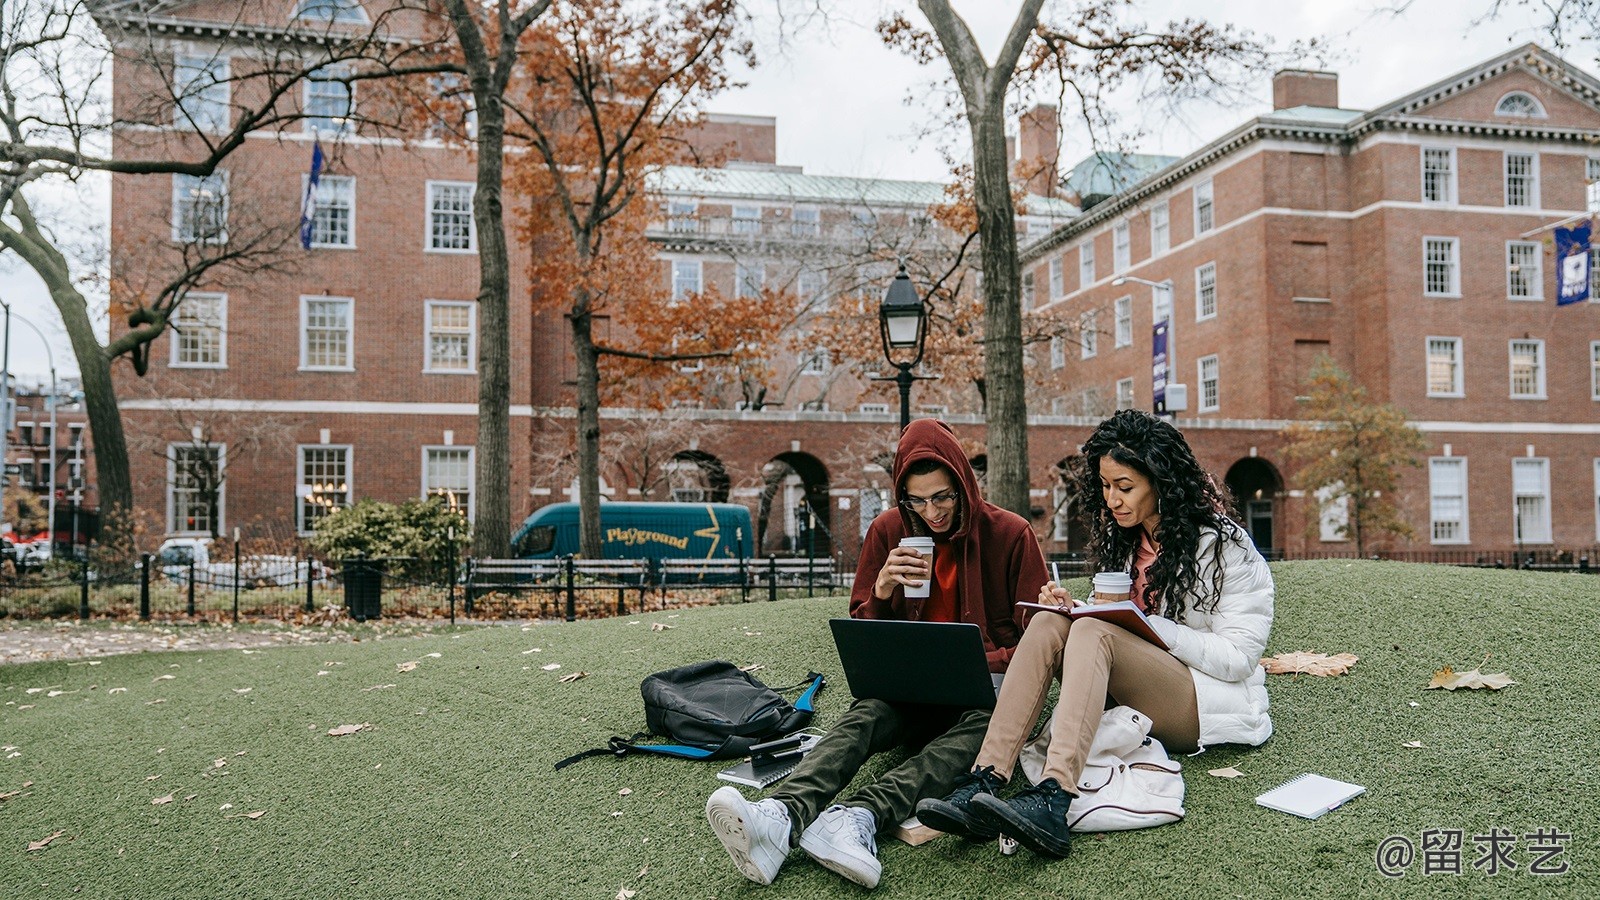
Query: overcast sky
2 0 1592 383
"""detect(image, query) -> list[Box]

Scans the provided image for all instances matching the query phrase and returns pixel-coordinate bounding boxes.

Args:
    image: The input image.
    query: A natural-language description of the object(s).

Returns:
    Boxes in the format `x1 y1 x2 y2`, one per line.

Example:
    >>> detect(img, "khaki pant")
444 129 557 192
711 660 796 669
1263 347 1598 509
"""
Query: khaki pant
975 614 1200 788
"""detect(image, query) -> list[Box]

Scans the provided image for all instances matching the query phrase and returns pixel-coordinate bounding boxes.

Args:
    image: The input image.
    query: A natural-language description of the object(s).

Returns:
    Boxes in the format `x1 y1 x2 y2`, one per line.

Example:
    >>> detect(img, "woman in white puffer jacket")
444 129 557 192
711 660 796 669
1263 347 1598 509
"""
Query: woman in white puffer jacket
917 409 1273 859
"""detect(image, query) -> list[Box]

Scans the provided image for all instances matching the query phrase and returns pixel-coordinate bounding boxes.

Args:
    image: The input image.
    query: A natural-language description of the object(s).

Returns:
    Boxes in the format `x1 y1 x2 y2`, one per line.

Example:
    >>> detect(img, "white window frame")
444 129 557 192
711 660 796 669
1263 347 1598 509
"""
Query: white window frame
171 171 229 244
1591 341 1600 401
299 295 354 371
424 299 476 374
1198 354 1219 412
1048 257 1063 299
1114 295 1132 347
170 292 227 369
297 444 352 535
1112 221 1130 273
173 53 229 133
1426 336 1464 398
1052 483 1072 542
1504 152 1539 208
666 198 699 233
1049 335 1065 369
1152 280 1173 324
1195 262 1218 321
735 261 764 299
1587 158 1600 212
1115 377 1134 410
1078 241 1095 288
791 206 820 237
1506 241 1542 300
1512 457 1552 544
421 445 474 520
1420 147 1457 204
1021 271 1036 311
293 0 369 22
1508 339 1546 399
1423 237 1460 297
731 204 761 235
1428 457 1469 544
1194 179 1214 234
1080 312 1098 359
167 442 225 536
1594 458 1600 542
671 259 702 303
425 181 476 253
303 174 355 249
798 347 830 375
304 65 353 134
1494 91 1546 118
1150 201 1169 255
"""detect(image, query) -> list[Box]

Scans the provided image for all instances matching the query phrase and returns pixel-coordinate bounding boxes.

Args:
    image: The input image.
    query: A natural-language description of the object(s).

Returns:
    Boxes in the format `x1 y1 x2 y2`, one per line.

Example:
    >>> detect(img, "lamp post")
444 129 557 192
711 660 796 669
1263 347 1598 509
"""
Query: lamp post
1112 275 1184 418
872 263 935 432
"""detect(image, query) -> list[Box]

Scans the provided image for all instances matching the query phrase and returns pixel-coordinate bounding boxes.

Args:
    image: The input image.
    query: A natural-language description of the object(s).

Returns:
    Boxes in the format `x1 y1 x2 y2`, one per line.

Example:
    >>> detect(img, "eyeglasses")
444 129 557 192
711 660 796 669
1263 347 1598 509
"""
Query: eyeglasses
901 491 959 511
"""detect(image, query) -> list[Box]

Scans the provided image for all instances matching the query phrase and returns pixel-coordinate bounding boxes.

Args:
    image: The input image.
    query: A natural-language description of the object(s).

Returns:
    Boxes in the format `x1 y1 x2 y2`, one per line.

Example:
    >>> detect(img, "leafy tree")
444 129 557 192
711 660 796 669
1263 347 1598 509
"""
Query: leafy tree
309 497 471 579
1280 358 1429 556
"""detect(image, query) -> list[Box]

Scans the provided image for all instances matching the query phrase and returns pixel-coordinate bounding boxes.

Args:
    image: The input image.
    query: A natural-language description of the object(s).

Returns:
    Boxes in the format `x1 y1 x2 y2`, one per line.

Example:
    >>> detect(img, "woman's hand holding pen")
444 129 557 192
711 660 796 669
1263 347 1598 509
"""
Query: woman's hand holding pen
1038 582 1083 608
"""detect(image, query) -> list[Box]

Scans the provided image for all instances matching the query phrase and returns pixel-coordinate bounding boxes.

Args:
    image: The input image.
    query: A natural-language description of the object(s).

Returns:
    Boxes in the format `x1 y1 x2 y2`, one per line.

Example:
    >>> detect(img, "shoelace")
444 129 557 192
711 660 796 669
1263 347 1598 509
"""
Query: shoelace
1010 780 1070 817
845 807 878 854
950 765 1003 803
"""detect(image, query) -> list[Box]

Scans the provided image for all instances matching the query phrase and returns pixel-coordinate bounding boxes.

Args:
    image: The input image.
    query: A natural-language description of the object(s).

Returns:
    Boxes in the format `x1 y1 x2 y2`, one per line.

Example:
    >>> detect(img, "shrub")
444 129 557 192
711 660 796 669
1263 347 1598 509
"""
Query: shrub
308 498 470 579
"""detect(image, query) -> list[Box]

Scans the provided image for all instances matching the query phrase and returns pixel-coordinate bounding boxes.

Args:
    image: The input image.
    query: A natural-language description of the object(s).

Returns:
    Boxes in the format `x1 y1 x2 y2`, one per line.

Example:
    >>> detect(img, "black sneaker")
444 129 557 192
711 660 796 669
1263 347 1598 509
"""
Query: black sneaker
970 777 1073 858
915 765 1005 841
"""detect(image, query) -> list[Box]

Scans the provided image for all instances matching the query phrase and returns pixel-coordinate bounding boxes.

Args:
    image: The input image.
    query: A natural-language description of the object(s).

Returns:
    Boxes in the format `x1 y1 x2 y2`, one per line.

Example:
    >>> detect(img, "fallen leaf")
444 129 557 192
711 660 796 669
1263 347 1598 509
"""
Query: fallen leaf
145 775 161 782
227 810 267 820
637 864 649 878
558 671 588 684
616 888 636 900
1427 664 1516 691
425 653 442 659
1261 651 1359 677
328 723 373 737
152 793 174 805
145 699 167 705
649 623 674 632
220 803 233 811
47 690 77 697
522 648 543 654
1402 740 1424 748
27 830 65 852
611 811 623 818
153 675 175 682
16 705 33 711
737 664 765 673
184 794 196 801
618 788 633 797
212 758 228 769
396 661 418 673
235 750 247 757
317 671 331 676
109 687 127 694
233 688 252 695
1408 701 1420 708
0 790 21 802
541 663 561 671
361 684 396 692
743 631 763 637
1207 767 1244 778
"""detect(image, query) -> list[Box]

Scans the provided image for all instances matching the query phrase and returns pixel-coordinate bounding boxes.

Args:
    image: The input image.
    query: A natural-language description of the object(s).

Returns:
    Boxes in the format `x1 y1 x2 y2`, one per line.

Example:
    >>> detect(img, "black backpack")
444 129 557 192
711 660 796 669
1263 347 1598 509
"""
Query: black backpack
554 660 825 769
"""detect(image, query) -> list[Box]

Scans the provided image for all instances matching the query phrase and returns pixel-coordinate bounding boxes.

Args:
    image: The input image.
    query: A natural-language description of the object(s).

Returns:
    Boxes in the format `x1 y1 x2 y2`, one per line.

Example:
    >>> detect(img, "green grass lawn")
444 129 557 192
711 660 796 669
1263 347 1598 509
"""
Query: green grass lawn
1 560 1596 899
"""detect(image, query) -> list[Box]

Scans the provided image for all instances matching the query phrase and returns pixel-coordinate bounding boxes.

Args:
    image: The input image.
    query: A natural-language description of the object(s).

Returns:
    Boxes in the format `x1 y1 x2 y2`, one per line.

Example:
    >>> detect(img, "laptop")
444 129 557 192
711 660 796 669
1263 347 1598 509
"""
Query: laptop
828 618 1001 709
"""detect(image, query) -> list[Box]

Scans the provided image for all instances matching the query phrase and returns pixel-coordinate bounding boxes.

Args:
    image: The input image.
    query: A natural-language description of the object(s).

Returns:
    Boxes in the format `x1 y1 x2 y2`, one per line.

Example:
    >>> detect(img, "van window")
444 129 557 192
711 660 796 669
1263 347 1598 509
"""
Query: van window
519 525 555 556
160 545 195 567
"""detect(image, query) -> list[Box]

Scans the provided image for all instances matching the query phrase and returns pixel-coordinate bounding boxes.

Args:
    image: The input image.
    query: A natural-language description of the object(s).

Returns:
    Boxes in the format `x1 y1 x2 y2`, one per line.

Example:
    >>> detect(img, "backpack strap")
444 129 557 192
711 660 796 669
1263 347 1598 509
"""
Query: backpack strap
553 732 723 771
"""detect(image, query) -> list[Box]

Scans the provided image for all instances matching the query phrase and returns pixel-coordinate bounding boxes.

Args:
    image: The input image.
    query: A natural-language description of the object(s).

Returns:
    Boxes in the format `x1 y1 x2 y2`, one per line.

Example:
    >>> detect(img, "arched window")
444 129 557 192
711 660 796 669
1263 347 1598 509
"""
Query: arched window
293 0 368 23
1494 91 1545 118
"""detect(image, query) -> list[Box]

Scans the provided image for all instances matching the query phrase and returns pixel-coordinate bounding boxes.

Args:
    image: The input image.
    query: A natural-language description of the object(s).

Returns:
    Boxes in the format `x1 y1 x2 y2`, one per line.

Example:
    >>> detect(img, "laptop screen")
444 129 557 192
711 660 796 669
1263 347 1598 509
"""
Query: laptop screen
828 618 998 709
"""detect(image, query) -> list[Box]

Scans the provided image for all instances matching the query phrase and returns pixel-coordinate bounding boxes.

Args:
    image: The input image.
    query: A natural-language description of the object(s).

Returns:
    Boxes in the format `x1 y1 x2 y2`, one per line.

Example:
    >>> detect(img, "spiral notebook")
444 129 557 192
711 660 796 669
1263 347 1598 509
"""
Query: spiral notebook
716 733 824 789
1255 773 1366 819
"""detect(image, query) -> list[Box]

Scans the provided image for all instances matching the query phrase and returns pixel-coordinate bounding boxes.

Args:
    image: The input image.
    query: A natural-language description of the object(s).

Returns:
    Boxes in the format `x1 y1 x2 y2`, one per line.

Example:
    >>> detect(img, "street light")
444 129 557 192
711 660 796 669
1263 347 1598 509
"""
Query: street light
872 263 935 432
1112 275 1186 417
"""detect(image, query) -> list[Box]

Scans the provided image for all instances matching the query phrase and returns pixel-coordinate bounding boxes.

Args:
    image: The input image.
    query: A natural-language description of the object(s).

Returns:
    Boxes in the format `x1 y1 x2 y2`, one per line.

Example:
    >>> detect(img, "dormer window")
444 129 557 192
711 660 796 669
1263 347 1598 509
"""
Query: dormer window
294 0 368 23
1494 91 1545 118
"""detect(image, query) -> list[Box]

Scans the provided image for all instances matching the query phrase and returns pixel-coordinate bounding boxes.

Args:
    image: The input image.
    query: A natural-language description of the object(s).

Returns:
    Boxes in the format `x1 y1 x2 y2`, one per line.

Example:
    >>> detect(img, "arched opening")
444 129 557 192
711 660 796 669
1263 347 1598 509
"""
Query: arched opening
1050 457 1090 552
1225 457 1284 557
666 450 730 503
759 452 831 559
968 453 988 496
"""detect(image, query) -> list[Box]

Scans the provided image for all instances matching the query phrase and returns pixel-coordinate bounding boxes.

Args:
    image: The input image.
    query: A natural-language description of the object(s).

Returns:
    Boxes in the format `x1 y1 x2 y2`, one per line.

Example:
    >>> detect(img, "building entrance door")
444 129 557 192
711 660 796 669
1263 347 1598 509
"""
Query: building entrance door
1246 500 1273 558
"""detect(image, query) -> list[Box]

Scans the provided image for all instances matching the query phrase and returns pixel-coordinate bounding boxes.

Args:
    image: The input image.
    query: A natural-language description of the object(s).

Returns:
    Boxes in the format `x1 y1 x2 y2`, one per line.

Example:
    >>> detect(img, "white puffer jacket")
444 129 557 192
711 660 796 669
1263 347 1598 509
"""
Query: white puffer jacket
1146 525 1274 748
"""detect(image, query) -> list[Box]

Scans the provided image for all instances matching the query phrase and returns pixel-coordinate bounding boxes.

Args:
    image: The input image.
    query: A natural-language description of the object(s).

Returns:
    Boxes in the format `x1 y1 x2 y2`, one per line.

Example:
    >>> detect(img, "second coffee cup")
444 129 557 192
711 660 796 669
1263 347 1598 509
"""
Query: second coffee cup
899 536 935 598
1092 571 1133 603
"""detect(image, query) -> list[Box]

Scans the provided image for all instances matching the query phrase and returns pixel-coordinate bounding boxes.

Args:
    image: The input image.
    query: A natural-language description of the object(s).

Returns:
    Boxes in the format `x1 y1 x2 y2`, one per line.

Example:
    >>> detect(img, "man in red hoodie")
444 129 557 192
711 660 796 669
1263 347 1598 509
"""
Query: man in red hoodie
706 419 1048 889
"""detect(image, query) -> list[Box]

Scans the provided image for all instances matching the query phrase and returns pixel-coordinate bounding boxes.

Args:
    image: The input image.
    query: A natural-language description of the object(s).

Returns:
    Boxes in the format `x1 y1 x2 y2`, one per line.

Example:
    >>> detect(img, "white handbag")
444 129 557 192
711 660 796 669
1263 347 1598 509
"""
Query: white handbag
1017 705 1186 832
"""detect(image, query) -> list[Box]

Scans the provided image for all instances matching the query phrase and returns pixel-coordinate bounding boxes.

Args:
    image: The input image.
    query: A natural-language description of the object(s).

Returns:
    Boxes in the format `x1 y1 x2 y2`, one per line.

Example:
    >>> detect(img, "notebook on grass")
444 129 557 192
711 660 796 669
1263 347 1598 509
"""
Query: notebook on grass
715 732 823 789
1255 773 1366 819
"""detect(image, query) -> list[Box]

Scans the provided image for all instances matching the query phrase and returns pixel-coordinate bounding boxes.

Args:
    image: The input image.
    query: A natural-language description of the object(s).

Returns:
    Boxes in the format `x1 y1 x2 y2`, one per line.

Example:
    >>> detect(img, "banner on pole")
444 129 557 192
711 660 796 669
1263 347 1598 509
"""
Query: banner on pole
298 140 325 250
1555 221 1591 306
1152 321 1169 415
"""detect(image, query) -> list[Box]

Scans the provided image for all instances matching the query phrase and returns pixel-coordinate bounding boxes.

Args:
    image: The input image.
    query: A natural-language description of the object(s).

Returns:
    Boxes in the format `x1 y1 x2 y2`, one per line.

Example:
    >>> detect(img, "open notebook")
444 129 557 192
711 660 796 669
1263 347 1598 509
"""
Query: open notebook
1255 773 1366 819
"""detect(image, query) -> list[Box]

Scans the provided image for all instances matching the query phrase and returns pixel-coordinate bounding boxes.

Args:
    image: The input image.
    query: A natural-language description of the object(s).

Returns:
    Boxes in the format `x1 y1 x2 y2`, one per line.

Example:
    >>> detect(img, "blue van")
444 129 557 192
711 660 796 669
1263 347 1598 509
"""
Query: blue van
510 501 753 562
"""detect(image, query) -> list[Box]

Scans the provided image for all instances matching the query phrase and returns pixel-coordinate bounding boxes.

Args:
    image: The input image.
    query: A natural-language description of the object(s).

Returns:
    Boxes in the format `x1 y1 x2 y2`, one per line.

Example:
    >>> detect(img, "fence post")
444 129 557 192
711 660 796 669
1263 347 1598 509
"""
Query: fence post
231 536 241 625
565 554 577 622
78 538 90 621
807 551 815 598
739 554 748 604
139 553 151 621
1581 555 1591 574
187 558 196 616
767 555 777 603
463 557 475 616
305 554 315 613
447 557 457 625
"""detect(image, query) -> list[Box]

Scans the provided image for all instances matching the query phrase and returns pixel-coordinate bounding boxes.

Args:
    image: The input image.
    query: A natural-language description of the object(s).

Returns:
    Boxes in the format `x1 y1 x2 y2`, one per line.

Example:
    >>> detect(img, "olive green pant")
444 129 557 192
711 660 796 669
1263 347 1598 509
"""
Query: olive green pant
772 698 991 845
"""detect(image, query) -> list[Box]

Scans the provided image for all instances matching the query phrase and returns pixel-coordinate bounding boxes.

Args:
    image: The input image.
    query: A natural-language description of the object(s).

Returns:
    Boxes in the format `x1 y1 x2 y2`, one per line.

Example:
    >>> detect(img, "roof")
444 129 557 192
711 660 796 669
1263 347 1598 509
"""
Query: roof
1062 152 1179 200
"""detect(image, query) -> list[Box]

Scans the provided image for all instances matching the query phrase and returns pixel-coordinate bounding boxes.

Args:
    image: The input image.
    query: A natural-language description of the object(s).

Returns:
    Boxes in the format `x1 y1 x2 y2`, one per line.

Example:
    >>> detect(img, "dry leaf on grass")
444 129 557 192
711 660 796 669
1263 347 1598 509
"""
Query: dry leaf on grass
540 663 561 672
737 664 764 673
227 810 267 820
153 674 175 682
618 788 633 797
328 723 373 737
1427 665 1516 691
649 623 674 632
0 790 24 802
1402 740 1424 748
558 671 588 684
1207 767 1245 778
1261 651 1359 676
233 688 252 695
616 888 636 900
27 830 65 852
212 758 228 769
396 661 418 673
361 684 396 693
109 687 127 694
152 793 174 805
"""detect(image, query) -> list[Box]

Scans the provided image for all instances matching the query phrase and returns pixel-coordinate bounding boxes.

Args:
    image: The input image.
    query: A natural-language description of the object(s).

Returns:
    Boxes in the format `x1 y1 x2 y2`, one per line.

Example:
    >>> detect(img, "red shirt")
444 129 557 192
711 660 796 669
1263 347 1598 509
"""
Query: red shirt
921 544 960 623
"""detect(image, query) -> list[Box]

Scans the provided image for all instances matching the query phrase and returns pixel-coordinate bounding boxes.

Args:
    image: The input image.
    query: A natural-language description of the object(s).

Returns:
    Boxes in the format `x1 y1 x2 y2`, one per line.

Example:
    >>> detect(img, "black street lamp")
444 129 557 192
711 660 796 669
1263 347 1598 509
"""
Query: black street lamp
873 263 933 431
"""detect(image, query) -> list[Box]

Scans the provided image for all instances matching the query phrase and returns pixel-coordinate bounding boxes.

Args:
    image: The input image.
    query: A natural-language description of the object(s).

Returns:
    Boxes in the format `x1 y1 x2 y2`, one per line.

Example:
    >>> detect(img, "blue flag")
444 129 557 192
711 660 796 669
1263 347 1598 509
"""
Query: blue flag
1555 221 1591 305
298 140 324 249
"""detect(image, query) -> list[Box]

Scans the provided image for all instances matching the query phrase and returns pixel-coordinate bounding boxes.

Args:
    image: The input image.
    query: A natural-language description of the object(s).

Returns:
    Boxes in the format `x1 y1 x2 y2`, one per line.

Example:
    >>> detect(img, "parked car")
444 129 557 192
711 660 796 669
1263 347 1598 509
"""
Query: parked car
156 537 326 588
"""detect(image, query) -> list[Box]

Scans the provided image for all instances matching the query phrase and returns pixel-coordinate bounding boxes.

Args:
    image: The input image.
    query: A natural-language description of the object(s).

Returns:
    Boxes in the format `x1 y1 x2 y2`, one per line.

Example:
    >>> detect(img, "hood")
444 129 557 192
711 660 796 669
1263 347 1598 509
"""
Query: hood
892 418 982 541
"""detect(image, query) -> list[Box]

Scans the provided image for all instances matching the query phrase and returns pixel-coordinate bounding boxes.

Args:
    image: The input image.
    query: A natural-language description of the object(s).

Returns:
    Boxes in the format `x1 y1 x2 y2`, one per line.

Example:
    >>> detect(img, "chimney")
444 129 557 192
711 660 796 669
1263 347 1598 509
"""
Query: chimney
1012 103 1060 198
1272 69 1339 110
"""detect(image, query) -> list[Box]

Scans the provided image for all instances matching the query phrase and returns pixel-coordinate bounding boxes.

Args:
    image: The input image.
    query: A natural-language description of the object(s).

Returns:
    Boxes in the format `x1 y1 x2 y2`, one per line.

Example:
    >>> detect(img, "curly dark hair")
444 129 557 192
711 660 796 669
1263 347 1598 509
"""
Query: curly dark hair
1075 409 1244 622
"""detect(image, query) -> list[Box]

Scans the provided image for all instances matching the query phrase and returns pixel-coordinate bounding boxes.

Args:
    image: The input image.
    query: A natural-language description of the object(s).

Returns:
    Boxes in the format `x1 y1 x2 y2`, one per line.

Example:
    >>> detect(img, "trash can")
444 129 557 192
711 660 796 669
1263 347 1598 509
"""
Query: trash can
343 557 383 621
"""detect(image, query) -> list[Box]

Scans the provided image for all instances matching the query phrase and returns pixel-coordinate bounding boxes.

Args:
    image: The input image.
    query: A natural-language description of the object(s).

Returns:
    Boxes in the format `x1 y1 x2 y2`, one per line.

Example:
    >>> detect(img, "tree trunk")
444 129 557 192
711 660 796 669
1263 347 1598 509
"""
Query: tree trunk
56 281 134 529
570 299 604 558
470 84 512 558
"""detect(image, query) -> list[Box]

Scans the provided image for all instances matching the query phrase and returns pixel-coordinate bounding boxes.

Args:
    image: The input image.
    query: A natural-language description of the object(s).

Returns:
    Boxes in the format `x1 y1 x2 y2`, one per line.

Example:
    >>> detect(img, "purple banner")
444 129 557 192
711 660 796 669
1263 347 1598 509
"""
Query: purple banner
1152 321 1169 414
1555 221 1591 306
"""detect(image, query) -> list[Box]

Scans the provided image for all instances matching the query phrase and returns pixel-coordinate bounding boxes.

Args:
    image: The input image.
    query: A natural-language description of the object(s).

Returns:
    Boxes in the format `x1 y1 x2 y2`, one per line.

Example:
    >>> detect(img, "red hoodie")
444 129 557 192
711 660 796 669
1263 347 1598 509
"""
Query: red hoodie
849 419 1049 673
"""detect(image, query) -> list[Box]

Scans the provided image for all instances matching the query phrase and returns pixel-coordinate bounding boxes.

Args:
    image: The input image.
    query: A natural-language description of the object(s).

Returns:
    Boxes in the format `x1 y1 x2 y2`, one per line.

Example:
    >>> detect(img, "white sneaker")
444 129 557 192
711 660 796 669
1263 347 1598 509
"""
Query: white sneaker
799 805 882 889
706 786 791 885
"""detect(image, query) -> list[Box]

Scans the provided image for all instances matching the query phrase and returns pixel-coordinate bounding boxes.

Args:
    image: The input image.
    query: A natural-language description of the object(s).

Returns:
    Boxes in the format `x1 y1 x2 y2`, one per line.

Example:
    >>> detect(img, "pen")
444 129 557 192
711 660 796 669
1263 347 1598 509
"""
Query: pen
1050 562 1061 583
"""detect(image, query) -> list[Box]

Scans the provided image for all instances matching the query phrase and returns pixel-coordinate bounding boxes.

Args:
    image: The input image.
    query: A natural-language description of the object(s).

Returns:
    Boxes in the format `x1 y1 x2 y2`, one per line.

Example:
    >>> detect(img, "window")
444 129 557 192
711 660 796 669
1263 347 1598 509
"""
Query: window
736 261 764 299
300 296 353 370
298 446 351 534
171 293 226 368
306 175 354 248
1150 201 1169 255
172 172 228 244
1049 257 1063 299
1021 272 1036 311
1114 295 1132 347
1428 458 1468 543
1506 241 1542 300
798 269 827 309
1049 336 1065 369
732 205 761 235
169 444 223 535
1116 377 1134 410
1588 158 1600 212
1421 147 1456 204
1592 341 1600 400
1513 458 1551 543
426 182 475 252
1052 483 1072 542
294 0 368 21
1504 153 1538 208
423 447 473 518
791 206 820 237
1113 221 1130 272
1509 339 1545 399
1424 237 1459 296
1194 179 1214 234
1426 337 1463 397
1592 246 1600 302
305 66 353 133
858 403 890 415
671 260 701 302
1494 91 1545 118
1316 484 1350 542
425 300 475 373
666 199 698 233
1081 312 1098 359
1078 241 1095 287
799 347 830 374
850 210 875 238
1195 262 1217 321
1198 355 1219 411
173 53 229 133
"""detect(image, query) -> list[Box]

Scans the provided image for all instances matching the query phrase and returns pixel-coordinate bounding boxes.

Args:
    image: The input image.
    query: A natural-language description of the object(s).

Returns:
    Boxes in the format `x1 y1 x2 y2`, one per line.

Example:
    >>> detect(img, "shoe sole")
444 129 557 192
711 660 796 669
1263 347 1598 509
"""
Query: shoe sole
970 794 1071 859
914 798 998 842
706 788 779 885
798 831 882 889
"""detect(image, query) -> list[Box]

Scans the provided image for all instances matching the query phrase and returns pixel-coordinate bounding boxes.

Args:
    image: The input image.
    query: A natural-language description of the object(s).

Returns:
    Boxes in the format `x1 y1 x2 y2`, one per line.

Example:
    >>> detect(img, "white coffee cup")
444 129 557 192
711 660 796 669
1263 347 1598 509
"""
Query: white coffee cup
899 536 935 599
1092 571 1133 603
